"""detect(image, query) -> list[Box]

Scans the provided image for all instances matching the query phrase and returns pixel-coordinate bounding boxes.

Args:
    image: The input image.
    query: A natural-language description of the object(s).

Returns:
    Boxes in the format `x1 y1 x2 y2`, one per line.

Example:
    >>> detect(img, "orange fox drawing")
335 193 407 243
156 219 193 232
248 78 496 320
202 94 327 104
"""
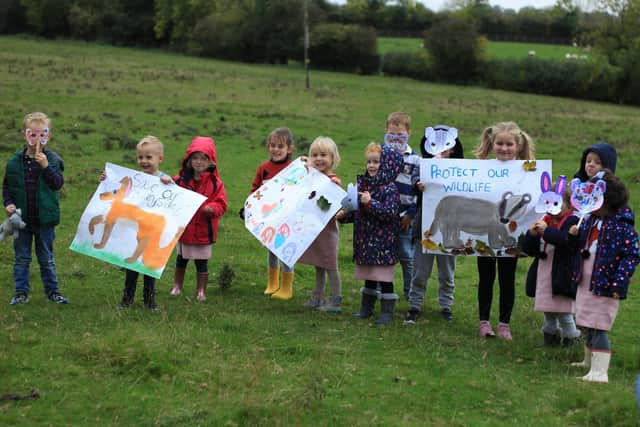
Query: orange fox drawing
88 176 184 270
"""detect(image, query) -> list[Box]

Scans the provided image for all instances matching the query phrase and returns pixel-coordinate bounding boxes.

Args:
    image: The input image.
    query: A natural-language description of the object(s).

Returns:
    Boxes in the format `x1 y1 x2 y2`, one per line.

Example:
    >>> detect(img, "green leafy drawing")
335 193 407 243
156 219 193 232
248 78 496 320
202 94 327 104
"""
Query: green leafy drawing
316 196 331 212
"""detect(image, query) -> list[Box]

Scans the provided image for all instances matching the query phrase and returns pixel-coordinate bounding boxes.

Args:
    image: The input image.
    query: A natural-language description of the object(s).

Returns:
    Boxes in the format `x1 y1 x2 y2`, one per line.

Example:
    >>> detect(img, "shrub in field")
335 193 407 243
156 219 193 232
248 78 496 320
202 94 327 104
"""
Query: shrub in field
381 51 434 81
423 15 486 83
572 59 622 103
191 14 242 60
217 262 236 290
482 57 622 103
609 37 640 105
192 0 304 64
309 23 380 75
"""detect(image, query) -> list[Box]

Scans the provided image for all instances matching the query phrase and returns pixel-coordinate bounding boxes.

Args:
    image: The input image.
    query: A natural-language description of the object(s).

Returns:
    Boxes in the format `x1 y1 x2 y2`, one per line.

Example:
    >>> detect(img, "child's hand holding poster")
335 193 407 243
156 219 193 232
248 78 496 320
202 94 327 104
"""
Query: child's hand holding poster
421 159 551 257
243 158 346 268
70 163 206 278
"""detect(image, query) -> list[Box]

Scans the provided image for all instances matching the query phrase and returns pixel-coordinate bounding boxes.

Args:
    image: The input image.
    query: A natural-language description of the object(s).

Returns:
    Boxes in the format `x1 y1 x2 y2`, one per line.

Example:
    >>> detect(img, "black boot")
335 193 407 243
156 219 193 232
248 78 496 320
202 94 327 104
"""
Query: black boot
376 294 398 325
119 271 137 308
143 277 157 310
354 288 378 319
118 286 135 308
543 332 561 347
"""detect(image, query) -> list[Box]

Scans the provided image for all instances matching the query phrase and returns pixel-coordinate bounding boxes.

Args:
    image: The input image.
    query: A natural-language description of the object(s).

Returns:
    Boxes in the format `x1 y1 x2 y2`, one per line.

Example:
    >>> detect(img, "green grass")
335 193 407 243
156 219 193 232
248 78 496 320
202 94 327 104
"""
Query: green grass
1 35 639 426
378 37 591 61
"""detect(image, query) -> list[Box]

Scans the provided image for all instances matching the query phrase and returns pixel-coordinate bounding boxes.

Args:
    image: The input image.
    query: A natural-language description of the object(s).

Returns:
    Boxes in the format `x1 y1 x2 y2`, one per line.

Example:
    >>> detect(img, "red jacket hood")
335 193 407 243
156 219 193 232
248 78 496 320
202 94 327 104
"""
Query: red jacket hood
179 136 221 181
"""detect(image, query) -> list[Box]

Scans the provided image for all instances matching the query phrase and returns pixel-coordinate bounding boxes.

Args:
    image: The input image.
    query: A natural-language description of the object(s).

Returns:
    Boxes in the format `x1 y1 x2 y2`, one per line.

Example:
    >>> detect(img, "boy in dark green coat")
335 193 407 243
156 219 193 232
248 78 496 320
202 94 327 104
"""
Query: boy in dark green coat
3 112 67 305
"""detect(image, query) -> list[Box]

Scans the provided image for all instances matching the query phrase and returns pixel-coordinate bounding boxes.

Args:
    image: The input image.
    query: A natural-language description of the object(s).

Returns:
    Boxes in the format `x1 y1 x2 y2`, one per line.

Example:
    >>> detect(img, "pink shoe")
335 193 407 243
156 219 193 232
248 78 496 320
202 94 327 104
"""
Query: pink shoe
478 320 496 338
498 322 513 340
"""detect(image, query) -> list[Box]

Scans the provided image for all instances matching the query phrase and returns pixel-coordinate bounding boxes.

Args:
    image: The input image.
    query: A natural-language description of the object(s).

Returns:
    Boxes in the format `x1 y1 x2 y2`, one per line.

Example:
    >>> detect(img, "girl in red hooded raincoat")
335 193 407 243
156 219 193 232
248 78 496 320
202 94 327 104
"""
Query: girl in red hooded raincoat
169 136 228 301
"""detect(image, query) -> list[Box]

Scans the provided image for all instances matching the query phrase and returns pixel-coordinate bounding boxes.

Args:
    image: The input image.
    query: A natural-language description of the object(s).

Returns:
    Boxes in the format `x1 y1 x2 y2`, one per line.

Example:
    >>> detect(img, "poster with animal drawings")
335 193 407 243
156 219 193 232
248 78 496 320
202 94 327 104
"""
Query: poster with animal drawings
244 158 347 268
70 163 206 278
421 159 551 257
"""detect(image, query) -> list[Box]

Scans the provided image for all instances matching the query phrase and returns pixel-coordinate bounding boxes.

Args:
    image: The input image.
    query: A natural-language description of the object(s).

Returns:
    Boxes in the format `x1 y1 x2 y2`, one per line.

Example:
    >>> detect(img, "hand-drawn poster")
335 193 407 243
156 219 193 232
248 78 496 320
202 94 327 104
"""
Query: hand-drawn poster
244 158 347 268
421 159 551 257
70 163 206 278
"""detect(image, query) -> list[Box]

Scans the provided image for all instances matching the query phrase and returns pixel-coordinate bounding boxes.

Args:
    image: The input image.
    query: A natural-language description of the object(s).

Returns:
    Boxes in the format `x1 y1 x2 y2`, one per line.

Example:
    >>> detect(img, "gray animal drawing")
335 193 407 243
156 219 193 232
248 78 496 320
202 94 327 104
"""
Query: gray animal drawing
429 192 532 249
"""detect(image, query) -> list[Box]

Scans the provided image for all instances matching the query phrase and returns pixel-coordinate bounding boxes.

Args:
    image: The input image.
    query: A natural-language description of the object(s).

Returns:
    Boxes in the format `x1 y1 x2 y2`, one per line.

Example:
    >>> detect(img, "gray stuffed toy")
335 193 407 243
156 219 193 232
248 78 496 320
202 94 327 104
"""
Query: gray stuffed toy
0 208 26 241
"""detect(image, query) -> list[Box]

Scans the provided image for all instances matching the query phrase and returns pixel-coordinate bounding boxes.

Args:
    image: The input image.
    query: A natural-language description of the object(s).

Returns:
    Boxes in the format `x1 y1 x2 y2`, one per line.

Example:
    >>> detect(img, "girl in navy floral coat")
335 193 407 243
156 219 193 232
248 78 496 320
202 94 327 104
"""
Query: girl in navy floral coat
568 170 639 383
338 143 402 325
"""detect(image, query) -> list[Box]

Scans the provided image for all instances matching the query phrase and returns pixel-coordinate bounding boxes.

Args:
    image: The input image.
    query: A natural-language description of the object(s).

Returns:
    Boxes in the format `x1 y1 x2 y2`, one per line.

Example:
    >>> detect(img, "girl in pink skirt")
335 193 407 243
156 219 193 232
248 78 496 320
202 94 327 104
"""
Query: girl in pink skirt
523 180 581 346
568 170 639 383
298 137 343 312
337 143 402 324
169 136 228 301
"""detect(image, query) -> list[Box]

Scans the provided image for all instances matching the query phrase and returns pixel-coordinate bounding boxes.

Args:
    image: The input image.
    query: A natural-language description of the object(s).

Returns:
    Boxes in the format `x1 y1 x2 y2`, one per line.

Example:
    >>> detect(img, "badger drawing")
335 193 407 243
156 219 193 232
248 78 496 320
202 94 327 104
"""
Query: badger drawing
429 192 532 249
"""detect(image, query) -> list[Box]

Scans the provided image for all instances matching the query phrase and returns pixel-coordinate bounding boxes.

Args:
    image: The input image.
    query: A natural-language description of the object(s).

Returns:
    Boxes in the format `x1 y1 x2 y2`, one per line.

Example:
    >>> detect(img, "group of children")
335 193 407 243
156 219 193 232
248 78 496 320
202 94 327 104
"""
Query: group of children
4 111 639 383
5 112 228 310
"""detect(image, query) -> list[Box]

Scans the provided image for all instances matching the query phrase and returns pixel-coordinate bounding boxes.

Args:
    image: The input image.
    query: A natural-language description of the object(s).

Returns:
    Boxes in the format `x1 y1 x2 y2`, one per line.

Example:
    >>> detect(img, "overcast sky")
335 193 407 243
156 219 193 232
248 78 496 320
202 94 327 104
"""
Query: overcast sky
329 1 596 12
425 1 597 11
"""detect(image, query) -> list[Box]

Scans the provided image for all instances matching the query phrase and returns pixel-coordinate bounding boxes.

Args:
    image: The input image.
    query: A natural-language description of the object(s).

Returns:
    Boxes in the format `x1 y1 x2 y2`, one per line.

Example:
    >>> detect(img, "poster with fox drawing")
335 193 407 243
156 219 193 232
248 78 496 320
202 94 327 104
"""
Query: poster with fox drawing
70 163 206 278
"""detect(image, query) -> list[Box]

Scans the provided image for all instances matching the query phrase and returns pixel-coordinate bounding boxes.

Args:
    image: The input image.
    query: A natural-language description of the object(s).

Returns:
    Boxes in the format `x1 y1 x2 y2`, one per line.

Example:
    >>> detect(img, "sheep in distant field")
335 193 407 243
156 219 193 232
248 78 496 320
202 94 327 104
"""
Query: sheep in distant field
528 50 536 57
565 53 588 60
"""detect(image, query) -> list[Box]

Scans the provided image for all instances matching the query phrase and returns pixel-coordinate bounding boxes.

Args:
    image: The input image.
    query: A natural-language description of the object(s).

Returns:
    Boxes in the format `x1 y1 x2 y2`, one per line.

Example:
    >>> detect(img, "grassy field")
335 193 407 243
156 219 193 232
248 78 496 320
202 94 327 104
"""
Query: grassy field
378 37 591 61
1 35 639 426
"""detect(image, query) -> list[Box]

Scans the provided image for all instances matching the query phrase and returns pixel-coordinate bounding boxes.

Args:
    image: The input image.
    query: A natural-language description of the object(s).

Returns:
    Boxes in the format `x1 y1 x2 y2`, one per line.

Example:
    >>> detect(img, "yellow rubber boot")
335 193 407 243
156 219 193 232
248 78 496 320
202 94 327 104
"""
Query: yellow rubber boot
264 267 280 295
271 271 294 300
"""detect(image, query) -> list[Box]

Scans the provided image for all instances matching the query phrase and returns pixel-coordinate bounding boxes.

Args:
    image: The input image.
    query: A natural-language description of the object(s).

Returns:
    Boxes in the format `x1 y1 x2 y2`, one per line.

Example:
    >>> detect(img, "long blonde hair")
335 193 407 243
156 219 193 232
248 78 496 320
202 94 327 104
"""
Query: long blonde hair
474 121 535 160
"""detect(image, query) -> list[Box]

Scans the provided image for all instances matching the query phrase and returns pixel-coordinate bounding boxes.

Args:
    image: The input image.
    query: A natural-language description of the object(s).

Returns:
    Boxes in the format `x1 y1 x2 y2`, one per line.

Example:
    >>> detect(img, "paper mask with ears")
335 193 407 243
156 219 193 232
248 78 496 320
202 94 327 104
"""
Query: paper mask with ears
384 133 409 153
424 126 458 157
570 175 606 221
535 172 566 215
25 127 49 146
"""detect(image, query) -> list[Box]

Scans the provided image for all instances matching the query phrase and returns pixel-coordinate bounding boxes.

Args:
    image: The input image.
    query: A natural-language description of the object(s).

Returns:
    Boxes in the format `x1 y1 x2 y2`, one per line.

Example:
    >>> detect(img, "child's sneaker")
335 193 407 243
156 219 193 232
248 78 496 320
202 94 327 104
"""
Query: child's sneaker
478 320 496 338
303 292 324 308
47 291 68 304
10 293 29 305
497 322 513 340
403 309 419 325
440 308 453 322
317 296 341 313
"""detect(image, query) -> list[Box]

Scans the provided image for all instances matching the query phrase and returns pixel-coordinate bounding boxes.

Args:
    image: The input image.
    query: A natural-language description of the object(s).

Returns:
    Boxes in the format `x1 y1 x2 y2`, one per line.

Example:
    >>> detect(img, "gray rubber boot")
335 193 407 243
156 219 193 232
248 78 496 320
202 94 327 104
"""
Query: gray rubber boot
354 287 378 319
376 293 398 325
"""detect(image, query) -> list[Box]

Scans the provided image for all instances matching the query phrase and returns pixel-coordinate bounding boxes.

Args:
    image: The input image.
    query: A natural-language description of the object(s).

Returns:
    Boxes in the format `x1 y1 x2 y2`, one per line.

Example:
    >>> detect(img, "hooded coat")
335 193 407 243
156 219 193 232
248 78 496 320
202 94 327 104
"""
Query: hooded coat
346 145 403 266
574 142 617 181
174 136 228 244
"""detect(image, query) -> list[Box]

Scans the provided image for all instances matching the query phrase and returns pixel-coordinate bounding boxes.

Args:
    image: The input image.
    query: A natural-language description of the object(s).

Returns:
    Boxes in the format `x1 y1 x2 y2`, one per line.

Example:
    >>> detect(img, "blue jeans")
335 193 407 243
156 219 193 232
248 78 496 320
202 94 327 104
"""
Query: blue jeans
398 223 414 297
13 224 59 296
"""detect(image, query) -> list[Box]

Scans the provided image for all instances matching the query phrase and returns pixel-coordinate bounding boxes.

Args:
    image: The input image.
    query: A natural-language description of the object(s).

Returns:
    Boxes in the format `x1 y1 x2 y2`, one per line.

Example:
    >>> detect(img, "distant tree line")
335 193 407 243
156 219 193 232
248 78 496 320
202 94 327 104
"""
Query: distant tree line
1 1 609 52
2 0 640 105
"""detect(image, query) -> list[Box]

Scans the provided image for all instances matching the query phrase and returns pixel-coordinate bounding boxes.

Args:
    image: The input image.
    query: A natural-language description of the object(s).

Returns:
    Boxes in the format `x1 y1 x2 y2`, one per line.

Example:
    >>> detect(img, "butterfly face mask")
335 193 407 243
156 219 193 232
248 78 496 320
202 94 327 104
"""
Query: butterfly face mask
25 127 49 146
